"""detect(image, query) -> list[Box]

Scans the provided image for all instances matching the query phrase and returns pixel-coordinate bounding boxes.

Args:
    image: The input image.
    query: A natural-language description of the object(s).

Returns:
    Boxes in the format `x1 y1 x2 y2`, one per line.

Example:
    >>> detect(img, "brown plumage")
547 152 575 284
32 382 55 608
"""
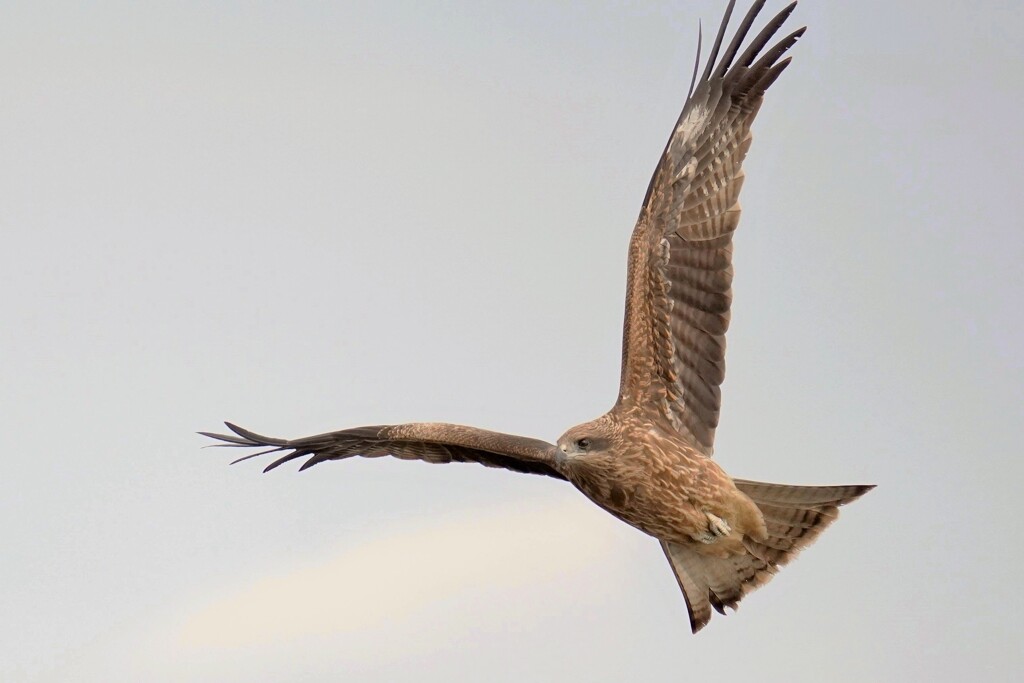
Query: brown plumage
202 0 873 634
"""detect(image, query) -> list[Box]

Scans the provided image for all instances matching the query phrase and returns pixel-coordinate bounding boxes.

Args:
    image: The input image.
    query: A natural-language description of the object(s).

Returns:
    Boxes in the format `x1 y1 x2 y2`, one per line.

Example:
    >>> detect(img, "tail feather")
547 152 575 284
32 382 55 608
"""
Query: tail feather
757 501 838 527
663 480 873 632
733 479 871 506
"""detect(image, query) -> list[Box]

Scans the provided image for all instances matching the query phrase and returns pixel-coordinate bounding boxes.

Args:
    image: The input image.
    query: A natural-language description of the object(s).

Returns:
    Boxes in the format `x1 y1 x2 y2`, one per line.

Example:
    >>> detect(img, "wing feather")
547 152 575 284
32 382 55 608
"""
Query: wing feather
201 422 566 480
616 1 803 454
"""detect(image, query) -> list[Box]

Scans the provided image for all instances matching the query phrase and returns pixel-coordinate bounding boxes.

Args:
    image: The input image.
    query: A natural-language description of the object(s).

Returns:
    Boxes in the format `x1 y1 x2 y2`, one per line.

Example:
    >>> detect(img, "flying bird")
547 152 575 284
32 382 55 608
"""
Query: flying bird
203 0 873 633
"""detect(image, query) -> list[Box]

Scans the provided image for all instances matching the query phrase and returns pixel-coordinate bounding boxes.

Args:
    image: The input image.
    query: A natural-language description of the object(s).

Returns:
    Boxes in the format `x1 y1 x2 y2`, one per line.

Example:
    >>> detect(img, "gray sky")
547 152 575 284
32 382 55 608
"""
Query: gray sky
2 1 1022 681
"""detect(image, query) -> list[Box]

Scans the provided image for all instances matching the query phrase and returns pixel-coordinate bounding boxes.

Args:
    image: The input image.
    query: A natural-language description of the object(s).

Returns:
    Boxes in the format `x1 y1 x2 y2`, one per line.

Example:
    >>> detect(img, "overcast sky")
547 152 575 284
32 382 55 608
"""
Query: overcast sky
2 1 1022 681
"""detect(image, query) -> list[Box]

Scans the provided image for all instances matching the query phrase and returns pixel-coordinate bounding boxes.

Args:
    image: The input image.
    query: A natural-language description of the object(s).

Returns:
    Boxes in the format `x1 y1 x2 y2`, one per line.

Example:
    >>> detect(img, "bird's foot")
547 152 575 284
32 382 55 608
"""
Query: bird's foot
694 511 732 544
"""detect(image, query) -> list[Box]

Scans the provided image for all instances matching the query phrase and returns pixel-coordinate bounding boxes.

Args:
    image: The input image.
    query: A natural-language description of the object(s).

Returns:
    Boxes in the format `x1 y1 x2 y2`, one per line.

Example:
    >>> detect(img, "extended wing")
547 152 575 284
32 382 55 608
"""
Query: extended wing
616 0 804 454
201 422 566 480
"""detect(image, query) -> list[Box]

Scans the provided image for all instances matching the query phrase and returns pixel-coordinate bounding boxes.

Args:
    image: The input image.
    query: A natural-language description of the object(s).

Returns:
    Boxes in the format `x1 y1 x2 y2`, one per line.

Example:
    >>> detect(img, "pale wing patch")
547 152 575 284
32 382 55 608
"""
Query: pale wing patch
674 104 710 151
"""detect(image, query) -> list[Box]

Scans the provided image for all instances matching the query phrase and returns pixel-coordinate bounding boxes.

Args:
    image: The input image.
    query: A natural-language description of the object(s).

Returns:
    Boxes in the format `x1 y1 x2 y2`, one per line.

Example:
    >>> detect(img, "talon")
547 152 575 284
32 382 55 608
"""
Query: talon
695 530 717 544
705 511 731 538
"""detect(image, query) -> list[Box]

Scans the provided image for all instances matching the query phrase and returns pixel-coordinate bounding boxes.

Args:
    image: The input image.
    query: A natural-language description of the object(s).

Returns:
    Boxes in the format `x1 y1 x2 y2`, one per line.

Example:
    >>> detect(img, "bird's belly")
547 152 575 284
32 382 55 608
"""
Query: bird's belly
570 470 711 544
568 453 749 545
605 488 709 543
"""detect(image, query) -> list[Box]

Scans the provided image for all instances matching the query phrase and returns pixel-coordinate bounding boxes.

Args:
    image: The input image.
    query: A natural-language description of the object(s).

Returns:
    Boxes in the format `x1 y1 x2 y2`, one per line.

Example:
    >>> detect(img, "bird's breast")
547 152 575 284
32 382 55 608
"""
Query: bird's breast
566 442 737 544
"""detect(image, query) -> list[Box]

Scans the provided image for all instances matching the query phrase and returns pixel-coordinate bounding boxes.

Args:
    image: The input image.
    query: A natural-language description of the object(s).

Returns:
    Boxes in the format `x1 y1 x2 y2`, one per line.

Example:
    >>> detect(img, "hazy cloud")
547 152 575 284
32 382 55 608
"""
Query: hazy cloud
177 498 616 649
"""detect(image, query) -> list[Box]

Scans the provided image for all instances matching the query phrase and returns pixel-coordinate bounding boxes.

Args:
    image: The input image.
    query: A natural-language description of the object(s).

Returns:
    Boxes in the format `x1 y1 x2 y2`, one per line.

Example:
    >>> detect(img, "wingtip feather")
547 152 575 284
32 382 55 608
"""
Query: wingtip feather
198 431 255 446
229 447 283 466
297 457 321 472
224 421 289 447
700 0 738 83
712 0 769 79
735 4 801 69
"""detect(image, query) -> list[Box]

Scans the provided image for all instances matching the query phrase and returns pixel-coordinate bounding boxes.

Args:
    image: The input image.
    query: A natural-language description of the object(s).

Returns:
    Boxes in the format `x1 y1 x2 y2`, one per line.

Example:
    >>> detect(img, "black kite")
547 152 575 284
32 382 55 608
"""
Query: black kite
204 0 873 633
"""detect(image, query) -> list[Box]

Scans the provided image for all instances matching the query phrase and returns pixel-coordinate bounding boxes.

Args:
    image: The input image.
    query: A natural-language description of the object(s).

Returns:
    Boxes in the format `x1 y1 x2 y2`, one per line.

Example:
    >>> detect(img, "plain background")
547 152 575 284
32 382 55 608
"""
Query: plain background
2 1 1022 680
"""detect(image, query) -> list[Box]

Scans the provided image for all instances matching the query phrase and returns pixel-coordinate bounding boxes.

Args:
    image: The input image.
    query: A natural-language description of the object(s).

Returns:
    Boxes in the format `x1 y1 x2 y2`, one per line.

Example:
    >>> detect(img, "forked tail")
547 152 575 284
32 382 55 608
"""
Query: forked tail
663 480 874 633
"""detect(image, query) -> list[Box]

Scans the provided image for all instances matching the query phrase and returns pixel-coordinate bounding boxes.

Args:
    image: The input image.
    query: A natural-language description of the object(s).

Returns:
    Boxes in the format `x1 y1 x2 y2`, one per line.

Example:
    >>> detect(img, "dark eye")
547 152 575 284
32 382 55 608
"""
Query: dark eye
576 438 591 450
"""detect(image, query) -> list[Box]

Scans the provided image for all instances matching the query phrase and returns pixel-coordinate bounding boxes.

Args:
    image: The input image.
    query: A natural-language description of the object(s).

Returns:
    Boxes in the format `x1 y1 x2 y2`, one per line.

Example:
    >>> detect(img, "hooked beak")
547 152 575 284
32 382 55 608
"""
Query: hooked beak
557 443 579 463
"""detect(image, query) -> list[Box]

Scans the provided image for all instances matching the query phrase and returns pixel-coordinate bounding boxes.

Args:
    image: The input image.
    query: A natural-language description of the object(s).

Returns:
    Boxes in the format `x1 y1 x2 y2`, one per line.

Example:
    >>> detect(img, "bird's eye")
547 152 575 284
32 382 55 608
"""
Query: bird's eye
577 438 591 450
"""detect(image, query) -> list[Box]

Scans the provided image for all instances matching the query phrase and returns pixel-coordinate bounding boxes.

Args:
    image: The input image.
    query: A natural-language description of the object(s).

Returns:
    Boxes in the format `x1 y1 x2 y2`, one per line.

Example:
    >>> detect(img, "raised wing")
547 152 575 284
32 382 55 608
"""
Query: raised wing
201 422 566 480
616 0 804 454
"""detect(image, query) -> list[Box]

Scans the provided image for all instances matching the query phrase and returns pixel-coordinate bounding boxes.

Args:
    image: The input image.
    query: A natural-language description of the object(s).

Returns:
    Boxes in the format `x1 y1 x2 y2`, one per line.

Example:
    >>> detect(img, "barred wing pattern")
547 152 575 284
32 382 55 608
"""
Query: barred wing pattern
617 0 804 454
202 422 566 480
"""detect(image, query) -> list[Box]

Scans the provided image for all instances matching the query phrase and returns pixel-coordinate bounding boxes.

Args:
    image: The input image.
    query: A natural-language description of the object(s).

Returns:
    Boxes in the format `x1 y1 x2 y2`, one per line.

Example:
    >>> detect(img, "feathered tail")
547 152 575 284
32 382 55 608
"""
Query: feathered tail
662 480 873 633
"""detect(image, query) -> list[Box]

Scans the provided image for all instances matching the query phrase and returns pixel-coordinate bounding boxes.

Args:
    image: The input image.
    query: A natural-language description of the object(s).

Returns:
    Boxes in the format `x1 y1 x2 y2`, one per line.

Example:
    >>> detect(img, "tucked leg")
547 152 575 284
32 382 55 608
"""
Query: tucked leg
692 510 732 544
705 511 731 537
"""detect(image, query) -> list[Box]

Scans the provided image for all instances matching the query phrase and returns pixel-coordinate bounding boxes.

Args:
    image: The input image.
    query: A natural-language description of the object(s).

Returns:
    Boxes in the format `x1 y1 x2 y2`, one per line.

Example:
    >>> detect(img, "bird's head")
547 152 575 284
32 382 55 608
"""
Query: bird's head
556 417 616 461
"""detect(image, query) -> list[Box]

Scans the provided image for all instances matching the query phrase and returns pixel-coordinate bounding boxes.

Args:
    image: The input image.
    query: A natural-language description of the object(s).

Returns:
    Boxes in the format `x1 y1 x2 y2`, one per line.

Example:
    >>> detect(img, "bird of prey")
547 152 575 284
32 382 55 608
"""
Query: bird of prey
203 0 873 633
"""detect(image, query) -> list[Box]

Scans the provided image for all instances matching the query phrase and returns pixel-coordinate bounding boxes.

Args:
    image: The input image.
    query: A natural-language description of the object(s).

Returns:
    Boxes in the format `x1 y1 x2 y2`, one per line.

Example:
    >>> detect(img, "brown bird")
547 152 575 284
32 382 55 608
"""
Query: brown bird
203 0 873 633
